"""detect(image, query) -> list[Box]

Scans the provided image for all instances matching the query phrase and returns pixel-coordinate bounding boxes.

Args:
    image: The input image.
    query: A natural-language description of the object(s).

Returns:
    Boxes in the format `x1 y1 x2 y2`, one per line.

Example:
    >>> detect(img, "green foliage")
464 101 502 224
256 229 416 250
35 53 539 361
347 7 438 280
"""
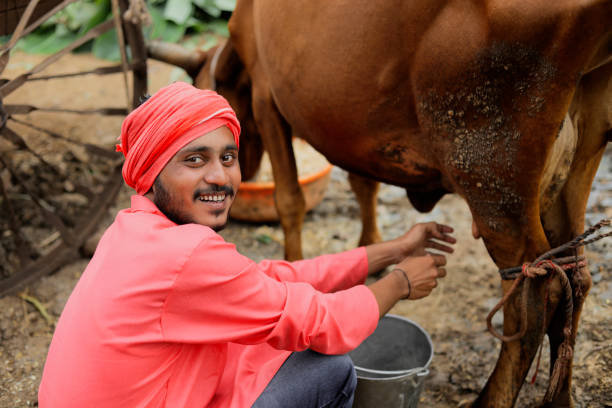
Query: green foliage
255 234 273 245
7 0 234 60
92 29 122 60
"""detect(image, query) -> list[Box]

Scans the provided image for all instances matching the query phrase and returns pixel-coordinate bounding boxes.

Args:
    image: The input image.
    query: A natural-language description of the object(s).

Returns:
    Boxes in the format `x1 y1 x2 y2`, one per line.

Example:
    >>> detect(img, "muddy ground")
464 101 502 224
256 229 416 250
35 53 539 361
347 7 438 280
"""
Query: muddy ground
0 51 610 407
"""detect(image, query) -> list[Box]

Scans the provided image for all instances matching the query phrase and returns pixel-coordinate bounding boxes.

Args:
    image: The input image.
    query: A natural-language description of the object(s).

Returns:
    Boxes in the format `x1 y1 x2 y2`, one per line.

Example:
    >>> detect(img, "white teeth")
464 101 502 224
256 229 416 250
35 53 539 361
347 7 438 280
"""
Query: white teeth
199 194 225 202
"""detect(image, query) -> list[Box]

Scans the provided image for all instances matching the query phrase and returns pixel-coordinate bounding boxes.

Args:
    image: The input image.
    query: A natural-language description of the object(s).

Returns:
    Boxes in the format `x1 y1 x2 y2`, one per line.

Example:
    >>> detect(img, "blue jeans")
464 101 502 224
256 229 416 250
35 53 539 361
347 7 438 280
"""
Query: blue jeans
251 350 357 408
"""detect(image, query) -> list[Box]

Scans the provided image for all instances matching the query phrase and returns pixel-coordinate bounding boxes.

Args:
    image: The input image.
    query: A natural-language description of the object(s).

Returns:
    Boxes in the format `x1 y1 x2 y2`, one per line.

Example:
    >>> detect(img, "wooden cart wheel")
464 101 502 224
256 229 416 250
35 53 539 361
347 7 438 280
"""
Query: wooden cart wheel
0 0 148 296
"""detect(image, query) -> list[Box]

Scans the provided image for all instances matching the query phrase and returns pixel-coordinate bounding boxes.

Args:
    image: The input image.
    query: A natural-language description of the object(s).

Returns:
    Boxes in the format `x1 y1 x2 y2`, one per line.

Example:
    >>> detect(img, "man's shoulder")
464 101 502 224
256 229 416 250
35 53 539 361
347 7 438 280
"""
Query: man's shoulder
107 210 220 253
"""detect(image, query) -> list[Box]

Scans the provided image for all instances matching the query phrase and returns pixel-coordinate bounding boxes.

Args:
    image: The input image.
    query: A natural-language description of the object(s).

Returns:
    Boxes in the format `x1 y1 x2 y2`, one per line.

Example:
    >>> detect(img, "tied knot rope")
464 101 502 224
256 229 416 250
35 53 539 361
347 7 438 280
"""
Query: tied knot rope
486 259 574 344
558 341 573 360
486 219 610 402
522 262 548 279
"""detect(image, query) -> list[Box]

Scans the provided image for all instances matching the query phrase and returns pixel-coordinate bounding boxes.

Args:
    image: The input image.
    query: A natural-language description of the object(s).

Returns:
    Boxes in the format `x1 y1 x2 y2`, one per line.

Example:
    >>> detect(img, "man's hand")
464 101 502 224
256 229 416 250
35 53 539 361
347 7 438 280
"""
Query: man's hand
393 253 447 300
365 222 454 316
367 252 448 316
364 221 456 276
393 222 456 260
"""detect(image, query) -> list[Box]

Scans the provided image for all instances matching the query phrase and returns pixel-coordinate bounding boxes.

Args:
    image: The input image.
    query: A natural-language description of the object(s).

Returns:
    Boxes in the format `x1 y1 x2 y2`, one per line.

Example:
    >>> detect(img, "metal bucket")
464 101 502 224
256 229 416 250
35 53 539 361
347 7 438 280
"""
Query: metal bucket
349 314 433 408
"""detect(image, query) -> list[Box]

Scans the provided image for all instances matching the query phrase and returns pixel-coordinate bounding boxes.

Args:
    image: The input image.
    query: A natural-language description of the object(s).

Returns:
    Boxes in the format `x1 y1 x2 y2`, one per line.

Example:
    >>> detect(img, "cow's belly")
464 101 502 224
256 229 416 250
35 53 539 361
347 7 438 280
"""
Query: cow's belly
252 2 450 188
293 127 445 190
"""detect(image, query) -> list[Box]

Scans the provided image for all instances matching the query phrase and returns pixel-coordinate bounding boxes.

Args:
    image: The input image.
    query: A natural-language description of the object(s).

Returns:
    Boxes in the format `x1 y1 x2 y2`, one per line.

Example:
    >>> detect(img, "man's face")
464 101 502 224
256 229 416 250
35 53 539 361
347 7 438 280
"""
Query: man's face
148 126 241 231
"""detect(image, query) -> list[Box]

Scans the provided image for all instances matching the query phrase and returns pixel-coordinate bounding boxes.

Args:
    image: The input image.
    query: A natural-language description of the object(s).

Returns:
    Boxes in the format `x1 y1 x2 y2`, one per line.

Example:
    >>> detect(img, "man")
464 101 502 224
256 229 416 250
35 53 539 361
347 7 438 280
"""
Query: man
38 82 455 407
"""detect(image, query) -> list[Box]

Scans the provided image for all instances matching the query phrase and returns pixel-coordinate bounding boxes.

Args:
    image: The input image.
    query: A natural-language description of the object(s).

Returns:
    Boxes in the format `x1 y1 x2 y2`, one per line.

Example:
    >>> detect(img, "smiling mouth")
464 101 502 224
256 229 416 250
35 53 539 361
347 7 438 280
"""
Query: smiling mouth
198 193 227 203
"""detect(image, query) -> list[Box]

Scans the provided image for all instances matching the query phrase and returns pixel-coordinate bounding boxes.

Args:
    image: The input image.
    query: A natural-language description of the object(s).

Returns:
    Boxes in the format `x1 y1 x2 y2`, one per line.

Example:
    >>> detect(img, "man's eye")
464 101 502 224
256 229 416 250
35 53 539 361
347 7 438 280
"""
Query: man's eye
222 153 237 163
186 156 203 163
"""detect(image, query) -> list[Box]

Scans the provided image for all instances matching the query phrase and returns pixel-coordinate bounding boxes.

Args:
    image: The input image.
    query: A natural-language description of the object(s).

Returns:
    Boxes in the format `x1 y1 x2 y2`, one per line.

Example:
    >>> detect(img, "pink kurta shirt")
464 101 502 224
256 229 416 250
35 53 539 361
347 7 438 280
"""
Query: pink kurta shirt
39 195 379 407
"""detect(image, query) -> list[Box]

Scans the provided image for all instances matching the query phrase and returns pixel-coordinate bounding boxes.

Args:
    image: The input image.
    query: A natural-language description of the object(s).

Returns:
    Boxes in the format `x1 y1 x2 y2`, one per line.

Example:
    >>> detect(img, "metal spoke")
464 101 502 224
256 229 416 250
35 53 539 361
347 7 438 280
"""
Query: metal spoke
0 0 148 293
0 124 59 170
0 163 124 297
5 103 128 116
1 118 112 202
0 0 79 54
0 154 76 246
26 64 135 81
0 19 114 98
0 0 40 74
8 115 120 158
0 170 38 268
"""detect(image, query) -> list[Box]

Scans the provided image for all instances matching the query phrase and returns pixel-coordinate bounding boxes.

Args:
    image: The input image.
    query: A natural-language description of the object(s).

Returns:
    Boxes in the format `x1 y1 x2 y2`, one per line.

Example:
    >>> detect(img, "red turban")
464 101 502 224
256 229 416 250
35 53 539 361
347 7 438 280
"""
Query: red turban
117 82 241 195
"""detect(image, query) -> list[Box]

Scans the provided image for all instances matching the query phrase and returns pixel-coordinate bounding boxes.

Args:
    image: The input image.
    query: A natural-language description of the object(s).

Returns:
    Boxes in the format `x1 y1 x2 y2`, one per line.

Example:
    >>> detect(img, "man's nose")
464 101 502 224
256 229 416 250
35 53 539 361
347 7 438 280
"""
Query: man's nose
205 160 230 185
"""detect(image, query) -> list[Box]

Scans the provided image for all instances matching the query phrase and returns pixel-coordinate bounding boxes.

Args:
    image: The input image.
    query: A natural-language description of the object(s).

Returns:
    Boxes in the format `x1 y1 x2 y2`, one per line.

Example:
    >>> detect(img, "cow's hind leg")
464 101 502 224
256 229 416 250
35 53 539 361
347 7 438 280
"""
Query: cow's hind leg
473 273 561 408
541 277 588 408
347 172 382 246
540 61 610 406
250 79 305 260
538 189 594 408
539 175 594 408
540 74 609 408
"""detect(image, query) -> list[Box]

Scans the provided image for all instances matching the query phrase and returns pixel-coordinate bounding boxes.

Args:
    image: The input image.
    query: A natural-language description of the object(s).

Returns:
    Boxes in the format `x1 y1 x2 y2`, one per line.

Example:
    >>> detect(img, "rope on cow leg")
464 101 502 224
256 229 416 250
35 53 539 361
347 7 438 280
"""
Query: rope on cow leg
498 256 586 280
533 219 611 263
487 219 610 400
530 273 553 385
540 261 574 403
487 260 577 395
487 258 586 342
543 247 587 402
486 265 540 342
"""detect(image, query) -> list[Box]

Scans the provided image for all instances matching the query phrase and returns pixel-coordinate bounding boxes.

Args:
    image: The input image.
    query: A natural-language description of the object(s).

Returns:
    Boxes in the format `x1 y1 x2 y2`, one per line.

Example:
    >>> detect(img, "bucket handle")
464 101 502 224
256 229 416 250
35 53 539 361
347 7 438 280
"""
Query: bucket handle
416 368 429 377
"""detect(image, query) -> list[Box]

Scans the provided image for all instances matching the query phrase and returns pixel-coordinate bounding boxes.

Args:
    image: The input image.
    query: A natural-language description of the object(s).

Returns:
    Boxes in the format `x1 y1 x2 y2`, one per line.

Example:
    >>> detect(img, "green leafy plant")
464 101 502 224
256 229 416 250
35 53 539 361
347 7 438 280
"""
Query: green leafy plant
3 0 234 60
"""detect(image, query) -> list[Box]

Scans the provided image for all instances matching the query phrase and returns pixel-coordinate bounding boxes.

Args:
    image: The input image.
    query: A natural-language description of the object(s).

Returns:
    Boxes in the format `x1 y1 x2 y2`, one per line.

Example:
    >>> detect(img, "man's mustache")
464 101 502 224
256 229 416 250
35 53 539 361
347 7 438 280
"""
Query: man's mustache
193 185 235 200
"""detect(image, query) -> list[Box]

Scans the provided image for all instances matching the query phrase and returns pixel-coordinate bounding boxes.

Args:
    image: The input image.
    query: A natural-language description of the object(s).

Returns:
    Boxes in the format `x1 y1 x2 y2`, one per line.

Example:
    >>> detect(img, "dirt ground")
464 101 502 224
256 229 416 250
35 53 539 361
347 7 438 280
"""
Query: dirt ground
0 51 610 408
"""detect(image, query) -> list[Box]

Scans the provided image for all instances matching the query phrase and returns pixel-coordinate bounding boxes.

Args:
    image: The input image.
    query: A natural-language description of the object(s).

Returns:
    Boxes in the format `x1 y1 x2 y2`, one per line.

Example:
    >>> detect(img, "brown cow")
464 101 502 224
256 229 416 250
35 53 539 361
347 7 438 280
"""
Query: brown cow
149 0 612 405
230 1 612 406
148 40 385 248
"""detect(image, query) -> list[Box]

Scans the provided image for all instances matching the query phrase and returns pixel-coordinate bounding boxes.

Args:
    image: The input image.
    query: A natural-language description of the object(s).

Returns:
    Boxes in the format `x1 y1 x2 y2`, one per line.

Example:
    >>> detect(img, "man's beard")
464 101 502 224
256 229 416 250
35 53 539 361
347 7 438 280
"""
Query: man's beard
152 178 229 232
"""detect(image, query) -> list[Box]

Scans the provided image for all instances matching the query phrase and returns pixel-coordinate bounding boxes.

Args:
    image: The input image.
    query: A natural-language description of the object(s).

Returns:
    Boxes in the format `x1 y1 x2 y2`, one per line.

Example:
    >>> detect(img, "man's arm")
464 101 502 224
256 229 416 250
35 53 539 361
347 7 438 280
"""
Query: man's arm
256 247 369 292
364 222 455 317
364 222 455 275
162 236 380 354
256 222 455 303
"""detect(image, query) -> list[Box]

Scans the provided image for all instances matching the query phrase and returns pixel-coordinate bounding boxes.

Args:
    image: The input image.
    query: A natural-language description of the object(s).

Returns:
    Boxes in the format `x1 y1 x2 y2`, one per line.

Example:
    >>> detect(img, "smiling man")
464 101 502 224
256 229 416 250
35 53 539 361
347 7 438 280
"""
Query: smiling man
148 126 239 230
38 82 456 408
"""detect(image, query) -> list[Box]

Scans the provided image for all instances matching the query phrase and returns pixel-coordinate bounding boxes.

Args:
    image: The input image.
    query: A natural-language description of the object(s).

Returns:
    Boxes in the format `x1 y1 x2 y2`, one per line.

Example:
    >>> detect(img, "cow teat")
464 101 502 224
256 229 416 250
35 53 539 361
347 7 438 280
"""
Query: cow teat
472 220 481 239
